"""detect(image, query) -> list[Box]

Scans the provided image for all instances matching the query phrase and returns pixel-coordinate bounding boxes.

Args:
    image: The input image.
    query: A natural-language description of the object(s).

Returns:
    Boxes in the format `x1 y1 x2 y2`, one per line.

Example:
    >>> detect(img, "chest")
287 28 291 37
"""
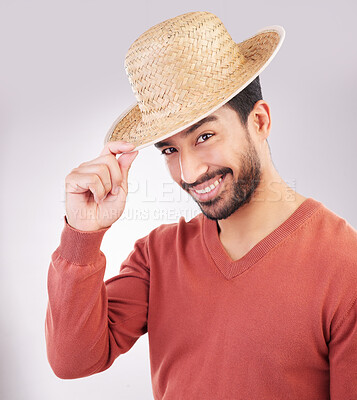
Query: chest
148 254 329 355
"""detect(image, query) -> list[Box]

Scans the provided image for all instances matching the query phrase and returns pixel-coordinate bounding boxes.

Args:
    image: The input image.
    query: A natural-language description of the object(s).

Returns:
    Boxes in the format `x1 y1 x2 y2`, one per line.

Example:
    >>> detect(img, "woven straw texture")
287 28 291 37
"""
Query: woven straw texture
105 11 282 148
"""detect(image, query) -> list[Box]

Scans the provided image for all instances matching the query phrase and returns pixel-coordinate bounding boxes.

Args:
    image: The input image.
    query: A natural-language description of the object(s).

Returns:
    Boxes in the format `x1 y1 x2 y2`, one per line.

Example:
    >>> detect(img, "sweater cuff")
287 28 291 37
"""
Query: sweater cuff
56 216 111 265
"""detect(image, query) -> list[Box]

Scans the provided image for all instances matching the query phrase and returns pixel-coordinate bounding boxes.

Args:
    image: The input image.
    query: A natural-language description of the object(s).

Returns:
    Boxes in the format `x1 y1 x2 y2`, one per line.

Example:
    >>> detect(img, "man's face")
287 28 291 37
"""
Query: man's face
154 105 262 220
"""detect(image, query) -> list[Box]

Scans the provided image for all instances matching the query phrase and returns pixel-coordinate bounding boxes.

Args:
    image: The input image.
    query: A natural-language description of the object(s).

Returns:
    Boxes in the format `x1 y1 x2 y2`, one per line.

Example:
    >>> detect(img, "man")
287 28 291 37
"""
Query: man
46 11 357 399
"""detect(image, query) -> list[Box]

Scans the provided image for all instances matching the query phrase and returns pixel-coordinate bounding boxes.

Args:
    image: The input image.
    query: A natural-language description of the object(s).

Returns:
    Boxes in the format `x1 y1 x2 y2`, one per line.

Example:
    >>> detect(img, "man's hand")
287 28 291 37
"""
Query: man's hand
64 141 138 231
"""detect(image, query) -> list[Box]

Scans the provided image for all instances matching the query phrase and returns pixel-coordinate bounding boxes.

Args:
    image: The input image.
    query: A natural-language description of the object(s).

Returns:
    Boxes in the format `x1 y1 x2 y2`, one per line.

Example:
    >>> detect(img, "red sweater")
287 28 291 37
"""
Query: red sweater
46 198 357 399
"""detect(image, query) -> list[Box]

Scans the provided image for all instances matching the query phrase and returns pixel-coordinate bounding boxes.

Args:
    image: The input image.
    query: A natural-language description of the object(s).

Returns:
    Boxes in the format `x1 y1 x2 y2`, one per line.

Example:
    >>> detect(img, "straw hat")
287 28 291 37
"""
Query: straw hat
104 11 285 150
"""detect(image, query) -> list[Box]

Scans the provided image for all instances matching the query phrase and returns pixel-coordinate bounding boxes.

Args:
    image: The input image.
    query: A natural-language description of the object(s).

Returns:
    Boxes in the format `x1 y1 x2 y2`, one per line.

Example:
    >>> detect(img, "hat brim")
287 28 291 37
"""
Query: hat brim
104 25 285 151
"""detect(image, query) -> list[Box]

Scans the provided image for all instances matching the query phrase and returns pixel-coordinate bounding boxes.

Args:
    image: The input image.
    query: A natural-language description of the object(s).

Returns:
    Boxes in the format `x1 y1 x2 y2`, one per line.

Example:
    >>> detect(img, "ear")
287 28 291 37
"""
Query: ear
250 100 271 140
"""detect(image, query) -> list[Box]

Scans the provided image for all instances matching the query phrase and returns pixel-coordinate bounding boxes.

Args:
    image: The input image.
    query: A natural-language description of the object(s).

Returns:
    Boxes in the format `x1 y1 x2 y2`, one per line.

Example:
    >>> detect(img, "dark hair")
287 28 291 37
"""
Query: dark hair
225 76 263 126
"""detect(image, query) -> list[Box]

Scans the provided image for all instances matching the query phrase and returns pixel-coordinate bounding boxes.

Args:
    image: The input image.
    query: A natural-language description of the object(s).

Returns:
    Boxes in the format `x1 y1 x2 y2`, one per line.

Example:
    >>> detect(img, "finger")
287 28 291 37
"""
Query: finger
73 164 116 199
65 172 106 203
117 151 138 193
99 140 136 157
78 155 123 196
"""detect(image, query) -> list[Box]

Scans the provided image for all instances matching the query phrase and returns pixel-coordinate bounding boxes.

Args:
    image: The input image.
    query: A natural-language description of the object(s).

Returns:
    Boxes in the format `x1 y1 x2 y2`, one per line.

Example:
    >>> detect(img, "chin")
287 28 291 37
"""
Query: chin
198 188 256 221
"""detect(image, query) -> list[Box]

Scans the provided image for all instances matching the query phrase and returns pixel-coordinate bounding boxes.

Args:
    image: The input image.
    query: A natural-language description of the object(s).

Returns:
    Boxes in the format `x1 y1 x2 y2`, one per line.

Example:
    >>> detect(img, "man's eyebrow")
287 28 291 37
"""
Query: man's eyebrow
154 115 218 149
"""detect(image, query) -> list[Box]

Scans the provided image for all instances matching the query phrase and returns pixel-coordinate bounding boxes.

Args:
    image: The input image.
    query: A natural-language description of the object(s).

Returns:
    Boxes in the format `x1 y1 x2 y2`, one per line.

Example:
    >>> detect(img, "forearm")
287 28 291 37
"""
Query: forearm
45 218 116 379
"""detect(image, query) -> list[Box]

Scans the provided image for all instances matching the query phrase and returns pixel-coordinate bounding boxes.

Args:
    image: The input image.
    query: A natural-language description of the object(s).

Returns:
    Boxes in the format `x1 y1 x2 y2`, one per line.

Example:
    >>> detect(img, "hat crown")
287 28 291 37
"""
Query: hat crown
124 12 245 125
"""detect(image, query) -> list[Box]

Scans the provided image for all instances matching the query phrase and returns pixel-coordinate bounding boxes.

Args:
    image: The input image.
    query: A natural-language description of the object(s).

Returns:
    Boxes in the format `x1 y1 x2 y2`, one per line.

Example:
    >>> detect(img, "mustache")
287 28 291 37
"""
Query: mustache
181 167 232 191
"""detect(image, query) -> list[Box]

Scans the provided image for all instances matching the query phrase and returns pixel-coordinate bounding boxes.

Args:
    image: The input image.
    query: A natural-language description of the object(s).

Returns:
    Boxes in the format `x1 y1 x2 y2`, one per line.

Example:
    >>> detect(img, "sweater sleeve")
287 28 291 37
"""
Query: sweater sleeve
329 296 357 398
45 216 149 379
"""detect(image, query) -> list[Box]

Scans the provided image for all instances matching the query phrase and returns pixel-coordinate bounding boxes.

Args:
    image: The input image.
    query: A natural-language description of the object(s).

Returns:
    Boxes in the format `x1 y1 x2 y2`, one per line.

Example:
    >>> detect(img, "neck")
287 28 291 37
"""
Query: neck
216 165 307 252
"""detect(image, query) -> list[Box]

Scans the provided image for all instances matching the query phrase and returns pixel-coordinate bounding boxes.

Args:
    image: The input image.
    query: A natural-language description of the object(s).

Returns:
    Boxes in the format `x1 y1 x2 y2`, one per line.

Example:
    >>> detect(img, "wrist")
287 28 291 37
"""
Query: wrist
65 215 112 232
57 216 111 265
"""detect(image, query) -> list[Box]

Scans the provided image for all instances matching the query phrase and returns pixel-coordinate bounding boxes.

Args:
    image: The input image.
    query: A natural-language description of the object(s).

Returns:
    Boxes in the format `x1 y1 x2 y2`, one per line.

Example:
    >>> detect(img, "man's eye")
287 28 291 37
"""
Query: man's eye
197 133 213 144
161 147 177 155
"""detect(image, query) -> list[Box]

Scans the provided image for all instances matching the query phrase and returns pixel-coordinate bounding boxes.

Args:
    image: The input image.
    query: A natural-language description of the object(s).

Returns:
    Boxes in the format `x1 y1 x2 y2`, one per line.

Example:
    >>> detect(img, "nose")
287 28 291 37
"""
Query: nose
179 148 208 185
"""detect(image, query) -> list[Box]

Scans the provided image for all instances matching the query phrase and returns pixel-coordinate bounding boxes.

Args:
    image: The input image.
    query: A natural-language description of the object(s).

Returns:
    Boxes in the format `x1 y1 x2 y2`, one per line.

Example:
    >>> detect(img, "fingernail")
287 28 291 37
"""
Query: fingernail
112 186 118 195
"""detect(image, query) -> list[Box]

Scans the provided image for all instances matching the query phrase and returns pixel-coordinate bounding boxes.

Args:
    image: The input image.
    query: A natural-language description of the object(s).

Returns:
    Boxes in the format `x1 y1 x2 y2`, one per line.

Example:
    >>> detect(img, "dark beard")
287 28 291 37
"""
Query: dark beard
181 141 262 221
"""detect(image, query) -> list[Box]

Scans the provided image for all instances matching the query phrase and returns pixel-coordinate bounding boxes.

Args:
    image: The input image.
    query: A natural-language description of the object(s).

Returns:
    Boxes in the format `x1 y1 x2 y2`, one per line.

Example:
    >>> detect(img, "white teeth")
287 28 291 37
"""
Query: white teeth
194 176 224 194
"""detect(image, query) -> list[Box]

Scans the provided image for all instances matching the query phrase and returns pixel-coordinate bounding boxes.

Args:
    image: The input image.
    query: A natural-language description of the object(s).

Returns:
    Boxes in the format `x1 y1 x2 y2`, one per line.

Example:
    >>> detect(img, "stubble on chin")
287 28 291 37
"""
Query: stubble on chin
196 150 262 220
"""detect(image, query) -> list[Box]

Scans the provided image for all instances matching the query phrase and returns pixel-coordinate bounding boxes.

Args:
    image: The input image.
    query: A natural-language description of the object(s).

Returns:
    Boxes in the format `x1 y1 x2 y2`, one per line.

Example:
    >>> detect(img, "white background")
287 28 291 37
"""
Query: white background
1 0 356 399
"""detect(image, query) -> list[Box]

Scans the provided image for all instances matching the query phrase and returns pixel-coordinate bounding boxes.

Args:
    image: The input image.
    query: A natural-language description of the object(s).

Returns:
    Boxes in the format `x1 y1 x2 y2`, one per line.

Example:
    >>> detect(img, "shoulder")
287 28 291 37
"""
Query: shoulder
129 213 204 264
126 213 204 260
310 202 357 333
313 201 357 255
308 200 357 286
147 212 204 243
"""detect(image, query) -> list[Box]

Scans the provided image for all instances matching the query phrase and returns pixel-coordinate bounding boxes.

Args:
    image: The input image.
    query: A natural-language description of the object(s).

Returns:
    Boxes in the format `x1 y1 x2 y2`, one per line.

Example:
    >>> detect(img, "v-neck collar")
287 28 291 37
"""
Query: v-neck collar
202 197 322 280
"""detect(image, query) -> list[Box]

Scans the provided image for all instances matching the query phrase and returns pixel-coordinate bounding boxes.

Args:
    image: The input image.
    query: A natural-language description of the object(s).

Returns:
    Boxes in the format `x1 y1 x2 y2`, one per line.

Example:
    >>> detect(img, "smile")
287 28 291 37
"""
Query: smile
190 175 226 202
193 177 223 194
